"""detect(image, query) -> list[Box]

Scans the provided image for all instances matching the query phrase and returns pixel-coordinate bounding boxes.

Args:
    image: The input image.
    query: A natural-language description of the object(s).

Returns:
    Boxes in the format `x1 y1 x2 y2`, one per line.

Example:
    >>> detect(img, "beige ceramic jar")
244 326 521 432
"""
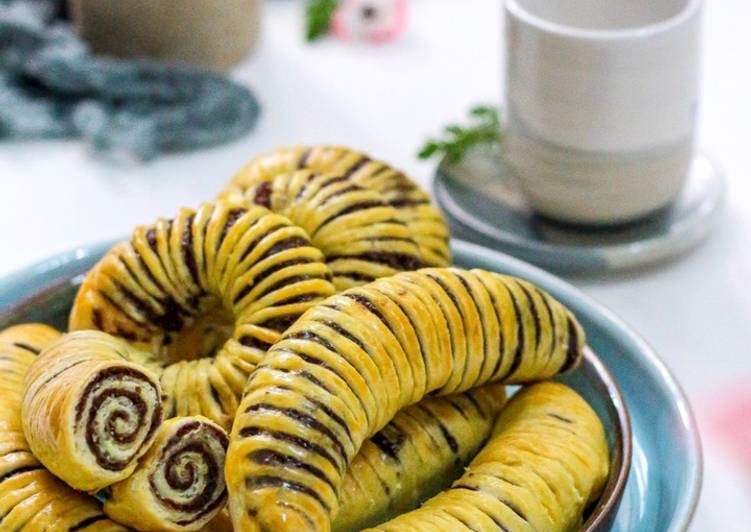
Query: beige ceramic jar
69 0 262 70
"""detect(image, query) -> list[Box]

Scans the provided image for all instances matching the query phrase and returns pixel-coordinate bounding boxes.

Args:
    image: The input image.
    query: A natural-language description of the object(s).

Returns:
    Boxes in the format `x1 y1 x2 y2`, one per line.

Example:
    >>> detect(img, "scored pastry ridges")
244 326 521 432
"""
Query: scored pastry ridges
220 145 452 271
333 383 507 531
225 267 585 531
364 382 610 531
223 168 425 291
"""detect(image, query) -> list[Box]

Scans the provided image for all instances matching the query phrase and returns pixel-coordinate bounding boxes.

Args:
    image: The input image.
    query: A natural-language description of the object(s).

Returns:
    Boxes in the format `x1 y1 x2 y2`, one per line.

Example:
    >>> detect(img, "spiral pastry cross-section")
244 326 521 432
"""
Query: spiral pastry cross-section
69 201 337 427
0 324 127 531
226 267 585 531
104 416 229 532
221 168 425 290
22 330 163 492
220 145 451 270
334 383 507 532
365 382 610 532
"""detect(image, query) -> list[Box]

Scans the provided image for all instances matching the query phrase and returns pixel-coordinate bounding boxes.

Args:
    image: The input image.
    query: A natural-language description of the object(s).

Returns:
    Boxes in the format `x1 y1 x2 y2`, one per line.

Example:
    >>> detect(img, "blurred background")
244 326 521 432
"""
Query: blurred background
1 1 750 528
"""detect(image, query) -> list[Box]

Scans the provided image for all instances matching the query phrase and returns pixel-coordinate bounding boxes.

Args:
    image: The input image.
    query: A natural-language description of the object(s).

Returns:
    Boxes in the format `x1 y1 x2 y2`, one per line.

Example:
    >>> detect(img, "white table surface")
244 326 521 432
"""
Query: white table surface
1 0 749 528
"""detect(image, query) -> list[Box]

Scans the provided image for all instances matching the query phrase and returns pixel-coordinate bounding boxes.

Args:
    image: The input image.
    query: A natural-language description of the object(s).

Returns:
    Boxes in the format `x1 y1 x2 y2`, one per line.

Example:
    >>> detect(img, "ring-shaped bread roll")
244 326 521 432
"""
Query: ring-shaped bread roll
221 169 425 291
220 145 451 270
69 201 337 427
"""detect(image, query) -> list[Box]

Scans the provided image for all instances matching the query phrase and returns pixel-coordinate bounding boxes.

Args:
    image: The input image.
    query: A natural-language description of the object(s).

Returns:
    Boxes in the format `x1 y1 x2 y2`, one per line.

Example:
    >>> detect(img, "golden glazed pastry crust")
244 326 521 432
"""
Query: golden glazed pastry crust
104 416 229 532
69 201 336 427
222 168 424 291
0 324 128 531
333 384 507 532
220 145 451 271
225 267 585 531
365 382 610 532
22 330 163 492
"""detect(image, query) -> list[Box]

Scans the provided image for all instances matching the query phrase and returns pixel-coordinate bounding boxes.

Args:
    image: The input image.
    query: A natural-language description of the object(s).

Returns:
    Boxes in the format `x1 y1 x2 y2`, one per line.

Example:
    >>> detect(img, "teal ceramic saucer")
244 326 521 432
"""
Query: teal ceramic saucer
0 239 701 531
434 147 724 273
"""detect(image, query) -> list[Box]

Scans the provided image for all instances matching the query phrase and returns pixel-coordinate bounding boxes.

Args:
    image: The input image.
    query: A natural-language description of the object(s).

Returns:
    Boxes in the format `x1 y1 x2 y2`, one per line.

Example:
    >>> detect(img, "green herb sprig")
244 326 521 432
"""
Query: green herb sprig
305 0 339 41
418 105 501 163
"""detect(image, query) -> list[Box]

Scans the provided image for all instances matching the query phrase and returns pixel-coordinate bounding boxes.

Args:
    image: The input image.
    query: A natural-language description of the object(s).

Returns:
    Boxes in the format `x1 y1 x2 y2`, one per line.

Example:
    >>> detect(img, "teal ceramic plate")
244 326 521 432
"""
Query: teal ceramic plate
0 239 701 531
434 147 724 273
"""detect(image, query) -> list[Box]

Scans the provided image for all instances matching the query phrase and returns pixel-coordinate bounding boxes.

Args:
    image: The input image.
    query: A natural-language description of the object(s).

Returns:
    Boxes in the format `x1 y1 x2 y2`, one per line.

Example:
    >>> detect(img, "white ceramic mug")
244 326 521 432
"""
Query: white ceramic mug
503 0 702 225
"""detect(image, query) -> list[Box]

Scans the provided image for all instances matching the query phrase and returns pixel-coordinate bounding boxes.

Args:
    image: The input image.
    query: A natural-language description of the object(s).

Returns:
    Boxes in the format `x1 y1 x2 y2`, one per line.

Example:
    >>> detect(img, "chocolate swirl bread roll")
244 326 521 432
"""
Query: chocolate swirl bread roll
334 384 507 532
70 201 336 427
104 416 229 532
226 267 584 531
221 145 451 270
221 169 424 290
0 325 127 531
365 382 609 532
22 331 163 492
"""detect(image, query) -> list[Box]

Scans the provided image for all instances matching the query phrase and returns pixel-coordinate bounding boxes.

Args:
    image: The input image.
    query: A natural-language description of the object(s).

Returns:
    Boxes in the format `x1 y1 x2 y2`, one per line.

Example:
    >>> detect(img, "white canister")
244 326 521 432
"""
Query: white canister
503 0 702 224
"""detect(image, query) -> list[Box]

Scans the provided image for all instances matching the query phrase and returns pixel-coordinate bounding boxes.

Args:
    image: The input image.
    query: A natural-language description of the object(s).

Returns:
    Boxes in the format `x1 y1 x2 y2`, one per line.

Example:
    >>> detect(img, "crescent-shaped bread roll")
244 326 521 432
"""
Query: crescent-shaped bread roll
364 382 609 532
226 268 584 531
221 145 451 268
0 324 128 531
69 201 336 427
333 384 507 532
104 416 229 532
22 330 163 492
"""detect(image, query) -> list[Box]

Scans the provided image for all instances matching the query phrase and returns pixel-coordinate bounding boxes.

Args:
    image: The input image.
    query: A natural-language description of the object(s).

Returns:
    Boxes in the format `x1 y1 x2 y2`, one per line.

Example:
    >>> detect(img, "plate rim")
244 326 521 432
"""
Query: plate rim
0 238 703 530
579 345 633 531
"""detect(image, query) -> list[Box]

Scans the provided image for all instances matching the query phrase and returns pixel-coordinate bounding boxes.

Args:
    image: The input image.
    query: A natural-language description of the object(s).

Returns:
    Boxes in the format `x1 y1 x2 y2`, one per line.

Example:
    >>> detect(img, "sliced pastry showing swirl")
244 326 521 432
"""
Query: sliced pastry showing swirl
0 325 127 531
221 168 424 290
22 330 163 492
69 201 336 427
365 382 610 532
220 145 451 270
226 267 585 531
104 416 229 532
334 384 507 532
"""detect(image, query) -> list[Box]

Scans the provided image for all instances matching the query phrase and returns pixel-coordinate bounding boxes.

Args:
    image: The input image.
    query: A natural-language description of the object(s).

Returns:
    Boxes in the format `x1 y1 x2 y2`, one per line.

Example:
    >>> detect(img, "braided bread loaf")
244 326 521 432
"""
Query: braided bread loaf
104 416 229 532
226 267 584 531
22 331 163 492
0 325 127 531
365 382 609 532
70 201 336 427
220 145 451 271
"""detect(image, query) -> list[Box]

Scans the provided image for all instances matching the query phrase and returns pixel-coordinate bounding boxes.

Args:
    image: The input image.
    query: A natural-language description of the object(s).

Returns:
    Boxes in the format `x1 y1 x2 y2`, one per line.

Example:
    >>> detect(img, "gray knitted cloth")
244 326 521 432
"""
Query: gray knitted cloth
0 0 260 160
